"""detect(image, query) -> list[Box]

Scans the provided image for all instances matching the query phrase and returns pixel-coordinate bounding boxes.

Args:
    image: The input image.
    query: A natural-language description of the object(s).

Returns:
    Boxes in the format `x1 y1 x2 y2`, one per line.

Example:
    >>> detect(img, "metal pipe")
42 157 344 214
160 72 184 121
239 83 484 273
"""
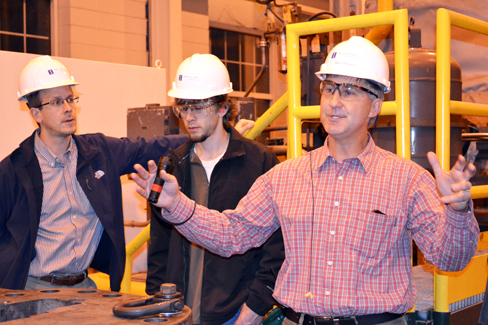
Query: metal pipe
244 37 268 97
364 0 394 45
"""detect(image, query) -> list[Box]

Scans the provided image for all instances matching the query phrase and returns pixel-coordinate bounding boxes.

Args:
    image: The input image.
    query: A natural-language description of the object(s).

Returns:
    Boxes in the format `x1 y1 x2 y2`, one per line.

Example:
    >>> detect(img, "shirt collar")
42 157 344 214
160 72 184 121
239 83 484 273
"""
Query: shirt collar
320 134 376 174
34 129 74 167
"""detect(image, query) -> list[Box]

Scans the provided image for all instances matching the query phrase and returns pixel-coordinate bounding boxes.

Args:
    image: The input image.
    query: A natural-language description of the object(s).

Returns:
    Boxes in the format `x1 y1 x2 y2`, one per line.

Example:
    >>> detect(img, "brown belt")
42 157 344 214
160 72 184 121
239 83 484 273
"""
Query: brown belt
38 272 87 286
284 308 404 325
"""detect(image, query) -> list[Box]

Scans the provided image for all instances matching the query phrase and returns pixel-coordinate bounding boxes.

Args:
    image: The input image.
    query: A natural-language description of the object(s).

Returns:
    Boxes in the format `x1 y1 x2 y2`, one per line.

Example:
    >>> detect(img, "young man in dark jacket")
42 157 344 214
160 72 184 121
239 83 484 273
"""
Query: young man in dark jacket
0 56 187 291
145 53 285 325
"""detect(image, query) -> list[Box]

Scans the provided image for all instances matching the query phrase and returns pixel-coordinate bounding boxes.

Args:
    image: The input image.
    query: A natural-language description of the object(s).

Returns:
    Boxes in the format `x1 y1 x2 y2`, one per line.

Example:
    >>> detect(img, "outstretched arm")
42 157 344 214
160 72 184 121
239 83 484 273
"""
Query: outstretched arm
427 151 476 212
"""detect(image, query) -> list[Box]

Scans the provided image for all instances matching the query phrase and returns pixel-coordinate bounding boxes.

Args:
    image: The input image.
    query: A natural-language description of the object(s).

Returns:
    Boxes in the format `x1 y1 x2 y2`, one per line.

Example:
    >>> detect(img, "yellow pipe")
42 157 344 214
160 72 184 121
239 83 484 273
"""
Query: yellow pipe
436 8 452 172
364 0 394 45
471 185 488 200
120 224 151 294
393 9 411 160
451 101 488 116
244 92 288 140
434 8 452 313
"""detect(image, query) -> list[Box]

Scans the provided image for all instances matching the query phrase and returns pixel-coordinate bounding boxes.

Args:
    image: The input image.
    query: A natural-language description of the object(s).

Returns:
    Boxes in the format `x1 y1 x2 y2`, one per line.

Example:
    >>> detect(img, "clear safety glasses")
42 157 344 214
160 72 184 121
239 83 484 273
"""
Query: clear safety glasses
320 80 378 101
172 100 217 119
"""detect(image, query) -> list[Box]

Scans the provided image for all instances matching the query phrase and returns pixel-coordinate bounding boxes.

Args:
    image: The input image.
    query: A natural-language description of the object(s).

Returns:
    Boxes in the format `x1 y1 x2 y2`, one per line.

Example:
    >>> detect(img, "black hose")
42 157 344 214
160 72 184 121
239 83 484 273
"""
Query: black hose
306 11 338 21
244 40 267 98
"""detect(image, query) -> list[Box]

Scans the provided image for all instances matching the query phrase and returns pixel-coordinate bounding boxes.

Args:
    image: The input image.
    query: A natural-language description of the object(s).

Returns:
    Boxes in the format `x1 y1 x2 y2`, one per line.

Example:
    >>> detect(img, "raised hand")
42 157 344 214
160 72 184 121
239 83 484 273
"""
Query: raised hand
131 160 180 211
427 151 476 211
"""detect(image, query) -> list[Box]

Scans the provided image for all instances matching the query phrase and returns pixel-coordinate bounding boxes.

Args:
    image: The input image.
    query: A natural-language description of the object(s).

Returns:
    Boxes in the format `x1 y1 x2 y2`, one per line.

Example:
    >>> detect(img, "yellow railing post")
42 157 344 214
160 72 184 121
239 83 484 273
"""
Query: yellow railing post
120 224 151 294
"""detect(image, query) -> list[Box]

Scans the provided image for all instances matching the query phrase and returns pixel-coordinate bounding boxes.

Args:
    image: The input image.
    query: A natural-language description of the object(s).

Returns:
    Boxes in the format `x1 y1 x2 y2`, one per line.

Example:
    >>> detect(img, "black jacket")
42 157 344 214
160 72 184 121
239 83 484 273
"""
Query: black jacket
147 127 284 325
0 131 187 291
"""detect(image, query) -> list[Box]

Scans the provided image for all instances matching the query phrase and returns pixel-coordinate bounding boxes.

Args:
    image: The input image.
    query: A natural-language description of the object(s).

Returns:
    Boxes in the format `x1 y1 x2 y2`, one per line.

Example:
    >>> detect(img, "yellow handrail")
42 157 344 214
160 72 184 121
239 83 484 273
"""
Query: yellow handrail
285 9 410 159
120 224 150 293
243 92 289 140
435 8 488 313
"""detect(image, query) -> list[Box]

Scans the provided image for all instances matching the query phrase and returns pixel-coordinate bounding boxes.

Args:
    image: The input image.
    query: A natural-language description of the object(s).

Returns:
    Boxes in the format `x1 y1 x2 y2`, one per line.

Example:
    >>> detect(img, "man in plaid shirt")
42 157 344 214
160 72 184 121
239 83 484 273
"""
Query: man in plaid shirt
133 37 480 325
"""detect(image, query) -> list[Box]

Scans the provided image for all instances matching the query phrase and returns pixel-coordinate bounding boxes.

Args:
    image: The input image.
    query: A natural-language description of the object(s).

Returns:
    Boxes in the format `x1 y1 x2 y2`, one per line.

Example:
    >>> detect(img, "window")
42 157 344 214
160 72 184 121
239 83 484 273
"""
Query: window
210 27 272 143
210 27 270 96
0 0 51 54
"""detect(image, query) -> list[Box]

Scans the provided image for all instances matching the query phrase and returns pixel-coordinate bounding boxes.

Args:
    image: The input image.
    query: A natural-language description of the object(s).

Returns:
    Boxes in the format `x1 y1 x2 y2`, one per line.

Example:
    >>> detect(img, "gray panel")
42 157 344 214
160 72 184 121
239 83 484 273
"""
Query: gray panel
127 104 180 140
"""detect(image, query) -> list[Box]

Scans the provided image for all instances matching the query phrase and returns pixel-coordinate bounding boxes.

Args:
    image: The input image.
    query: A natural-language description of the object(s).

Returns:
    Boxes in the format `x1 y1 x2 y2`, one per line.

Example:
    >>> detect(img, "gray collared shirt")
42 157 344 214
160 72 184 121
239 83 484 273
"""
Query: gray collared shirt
28 130 103 276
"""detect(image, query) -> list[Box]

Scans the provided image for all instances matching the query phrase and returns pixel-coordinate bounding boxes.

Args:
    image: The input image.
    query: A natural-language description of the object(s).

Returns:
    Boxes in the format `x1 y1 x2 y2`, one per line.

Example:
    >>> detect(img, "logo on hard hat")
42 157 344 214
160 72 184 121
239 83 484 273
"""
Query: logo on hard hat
179 75 183 81
331 52 337 59
48 69 54 75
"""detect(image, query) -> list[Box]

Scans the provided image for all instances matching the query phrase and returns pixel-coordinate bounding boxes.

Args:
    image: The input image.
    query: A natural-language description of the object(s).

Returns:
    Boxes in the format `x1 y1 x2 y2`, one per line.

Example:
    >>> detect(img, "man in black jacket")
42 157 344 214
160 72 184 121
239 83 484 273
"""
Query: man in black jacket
0 56 187 291
146 53 284 325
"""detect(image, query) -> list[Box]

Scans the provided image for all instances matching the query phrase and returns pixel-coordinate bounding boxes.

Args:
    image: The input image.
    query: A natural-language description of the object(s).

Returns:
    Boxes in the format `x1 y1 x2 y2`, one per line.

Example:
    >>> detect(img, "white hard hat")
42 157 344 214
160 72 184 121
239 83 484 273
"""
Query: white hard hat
168 53 233 100
18 56 79 101
315 36 391 93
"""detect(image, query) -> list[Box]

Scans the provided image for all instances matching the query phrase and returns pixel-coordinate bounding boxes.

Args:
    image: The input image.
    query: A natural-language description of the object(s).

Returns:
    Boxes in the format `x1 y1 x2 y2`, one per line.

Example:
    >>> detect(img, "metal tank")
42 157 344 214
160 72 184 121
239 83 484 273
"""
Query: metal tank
373 27 467 171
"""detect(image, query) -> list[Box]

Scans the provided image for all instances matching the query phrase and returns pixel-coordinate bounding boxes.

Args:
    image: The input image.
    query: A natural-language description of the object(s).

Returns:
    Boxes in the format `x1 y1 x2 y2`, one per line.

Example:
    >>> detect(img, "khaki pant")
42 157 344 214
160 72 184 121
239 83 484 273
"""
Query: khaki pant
25 275 97 290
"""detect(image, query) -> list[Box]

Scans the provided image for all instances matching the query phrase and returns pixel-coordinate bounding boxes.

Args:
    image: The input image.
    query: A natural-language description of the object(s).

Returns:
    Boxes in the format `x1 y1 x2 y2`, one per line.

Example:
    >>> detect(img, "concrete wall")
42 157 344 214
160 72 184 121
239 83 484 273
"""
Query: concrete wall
56 0 148 65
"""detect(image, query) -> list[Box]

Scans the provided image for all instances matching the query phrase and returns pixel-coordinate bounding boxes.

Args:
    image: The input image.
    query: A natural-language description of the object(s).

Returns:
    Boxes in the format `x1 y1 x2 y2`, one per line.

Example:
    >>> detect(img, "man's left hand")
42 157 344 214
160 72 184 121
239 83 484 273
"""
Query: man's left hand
235 119 255 135
235 303 263 325
427 151 476 211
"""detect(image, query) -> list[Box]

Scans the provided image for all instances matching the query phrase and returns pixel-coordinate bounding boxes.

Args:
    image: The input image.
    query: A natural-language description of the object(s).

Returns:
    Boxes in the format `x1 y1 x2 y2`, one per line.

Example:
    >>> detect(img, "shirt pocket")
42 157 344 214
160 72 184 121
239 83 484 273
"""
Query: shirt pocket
345 209 404 274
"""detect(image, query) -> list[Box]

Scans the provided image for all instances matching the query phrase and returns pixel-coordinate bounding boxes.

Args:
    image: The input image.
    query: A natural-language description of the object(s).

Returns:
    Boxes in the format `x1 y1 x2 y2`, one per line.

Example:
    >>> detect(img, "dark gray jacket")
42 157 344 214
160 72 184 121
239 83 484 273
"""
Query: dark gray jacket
147 126 285 325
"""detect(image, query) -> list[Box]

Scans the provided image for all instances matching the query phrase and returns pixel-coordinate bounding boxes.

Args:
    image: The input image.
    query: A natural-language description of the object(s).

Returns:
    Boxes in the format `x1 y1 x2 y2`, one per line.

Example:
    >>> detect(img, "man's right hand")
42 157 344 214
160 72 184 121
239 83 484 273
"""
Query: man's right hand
132 160 180 211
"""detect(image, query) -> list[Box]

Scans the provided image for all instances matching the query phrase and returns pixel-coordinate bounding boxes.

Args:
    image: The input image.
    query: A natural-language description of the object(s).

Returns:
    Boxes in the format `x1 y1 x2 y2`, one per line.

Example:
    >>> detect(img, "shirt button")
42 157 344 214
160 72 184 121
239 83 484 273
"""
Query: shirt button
330 230 336 236
327 261 333 266
334 201 339 207
338 176 343 181
325 291 331 296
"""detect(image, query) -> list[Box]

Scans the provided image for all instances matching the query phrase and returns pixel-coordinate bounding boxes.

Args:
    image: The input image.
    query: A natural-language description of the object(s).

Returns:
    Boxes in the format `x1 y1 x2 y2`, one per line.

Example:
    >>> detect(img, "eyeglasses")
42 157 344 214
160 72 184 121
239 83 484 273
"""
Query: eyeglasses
320 80 378 101
37 96 80 109
172 100 216 119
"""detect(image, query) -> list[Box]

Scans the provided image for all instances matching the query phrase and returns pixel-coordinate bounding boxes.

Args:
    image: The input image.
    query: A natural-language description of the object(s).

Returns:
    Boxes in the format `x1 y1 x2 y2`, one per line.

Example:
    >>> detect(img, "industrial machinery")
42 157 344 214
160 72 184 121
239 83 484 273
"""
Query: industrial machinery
0 285 191 324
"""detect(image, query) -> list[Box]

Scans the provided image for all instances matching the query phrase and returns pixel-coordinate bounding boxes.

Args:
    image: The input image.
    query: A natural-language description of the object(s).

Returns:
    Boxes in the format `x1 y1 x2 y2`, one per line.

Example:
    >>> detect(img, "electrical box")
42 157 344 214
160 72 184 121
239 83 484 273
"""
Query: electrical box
127 104 180 140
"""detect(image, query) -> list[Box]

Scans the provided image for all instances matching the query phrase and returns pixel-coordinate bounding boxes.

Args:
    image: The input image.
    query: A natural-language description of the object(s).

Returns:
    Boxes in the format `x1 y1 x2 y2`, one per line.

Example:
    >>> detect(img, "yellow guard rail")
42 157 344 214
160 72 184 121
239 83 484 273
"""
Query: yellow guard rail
435 8 488 315
285 9 410 159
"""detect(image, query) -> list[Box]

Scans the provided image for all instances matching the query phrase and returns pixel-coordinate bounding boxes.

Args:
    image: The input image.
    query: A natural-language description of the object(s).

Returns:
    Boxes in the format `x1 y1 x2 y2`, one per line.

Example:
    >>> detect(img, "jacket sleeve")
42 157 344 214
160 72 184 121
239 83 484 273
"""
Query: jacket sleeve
245 228 285 315
100 134 188 176
146 205 174 295
245 151 285 316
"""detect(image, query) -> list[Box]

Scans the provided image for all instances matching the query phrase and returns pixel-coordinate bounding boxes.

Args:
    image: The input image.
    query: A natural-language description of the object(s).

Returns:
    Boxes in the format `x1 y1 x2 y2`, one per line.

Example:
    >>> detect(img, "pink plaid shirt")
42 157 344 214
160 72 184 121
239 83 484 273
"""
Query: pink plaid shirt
164 138 479 316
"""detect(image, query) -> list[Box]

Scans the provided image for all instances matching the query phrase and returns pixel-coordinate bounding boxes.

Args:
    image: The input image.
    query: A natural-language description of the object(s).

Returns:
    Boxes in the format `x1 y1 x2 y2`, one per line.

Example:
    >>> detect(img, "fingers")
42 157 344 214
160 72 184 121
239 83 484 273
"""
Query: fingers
133 163 149 180
235 119 255 135
132 161 159 199
464 161 477 179
450 181 472 193
427 152 443 178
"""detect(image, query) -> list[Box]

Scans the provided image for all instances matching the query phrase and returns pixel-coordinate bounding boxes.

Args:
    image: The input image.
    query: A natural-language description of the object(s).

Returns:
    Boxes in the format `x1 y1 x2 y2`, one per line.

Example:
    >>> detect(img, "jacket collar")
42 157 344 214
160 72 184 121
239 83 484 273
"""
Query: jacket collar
71 134 101 171
171 125 246 164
